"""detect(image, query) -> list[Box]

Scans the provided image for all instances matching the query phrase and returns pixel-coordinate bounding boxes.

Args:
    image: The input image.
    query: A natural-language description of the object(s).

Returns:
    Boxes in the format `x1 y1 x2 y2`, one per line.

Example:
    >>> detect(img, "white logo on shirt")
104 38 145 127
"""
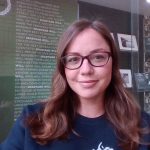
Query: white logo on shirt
92 142 114 150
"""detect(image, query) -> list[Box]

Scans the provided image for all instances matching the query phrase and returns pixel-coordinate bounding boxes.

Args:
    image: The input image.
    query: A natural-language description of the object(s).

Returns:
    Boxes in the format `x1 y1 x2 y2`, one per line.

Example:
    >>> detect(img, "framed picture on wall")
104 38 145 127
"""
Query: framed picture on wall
117 33 138 51
120 69 132 88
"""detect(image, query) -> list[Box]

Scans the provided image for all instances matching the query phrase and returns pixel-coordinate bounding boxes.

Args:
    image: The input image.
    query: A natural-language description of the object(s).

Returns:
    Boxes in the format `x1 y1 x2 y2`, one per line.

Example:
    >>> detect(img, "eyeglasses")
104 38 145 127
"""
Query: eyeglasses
61 51 111 70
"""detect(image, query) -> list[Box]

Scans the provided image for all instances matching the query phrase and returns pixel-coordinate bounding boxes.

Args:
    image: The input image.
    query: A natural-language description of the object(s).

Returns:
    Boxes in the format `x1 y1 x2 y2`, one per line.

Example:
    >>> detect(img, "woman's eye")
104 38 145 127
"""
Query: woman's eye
67 56 80 63
94 54 105 60
95 55 104 59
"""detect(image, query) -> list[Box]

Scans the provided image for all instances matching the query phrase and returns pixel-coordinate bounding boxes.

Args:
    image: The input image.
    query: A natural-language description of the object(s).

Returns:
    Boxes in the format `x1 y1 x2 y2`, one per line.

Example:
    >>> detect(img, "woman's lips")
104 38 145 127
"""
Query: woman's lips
79 80 98 88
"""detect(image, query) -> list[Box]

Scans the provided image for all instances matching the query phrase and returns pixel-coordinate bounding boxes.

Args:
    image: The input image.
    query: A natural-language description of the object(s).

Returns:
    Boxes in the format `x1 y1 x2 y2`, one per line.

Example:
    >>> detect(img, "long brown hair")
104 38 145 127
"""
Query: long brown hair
26 19 147 150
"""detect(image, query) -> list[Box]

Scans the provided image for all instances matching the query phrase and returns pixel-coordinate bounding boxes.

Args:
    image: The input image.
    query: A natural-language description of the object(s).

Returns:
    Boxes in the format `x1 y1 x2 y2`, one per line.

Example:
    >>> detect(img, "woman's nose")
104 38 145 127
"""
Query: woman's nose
80 59 94 75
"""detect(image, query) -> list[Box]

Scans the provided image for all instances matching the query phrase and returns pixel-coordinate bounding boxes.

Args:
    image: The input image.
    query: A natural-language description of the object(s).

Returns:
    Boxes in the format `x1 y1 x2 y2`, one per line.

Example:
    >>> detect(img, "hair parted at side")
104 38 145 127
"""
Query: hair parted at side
26 19 147 150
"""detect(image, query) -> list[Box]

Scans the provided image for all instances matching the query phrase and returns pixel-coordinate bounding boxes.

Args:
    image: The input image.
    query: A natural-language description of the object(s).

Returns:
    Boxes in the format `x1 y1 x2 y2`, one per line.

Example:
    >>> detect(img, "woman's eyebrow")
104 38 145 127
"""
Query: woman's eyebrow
65 52 80 55
89 48 110 53
65 48 109 55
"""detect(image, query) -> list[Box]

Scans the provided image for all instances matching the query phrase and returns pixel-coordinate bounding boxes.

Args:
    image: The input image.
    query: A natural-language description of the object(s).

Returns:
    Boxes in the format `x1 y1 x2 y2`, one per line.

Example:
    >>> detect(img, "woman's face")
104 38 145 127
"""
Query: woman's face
64 28 112 102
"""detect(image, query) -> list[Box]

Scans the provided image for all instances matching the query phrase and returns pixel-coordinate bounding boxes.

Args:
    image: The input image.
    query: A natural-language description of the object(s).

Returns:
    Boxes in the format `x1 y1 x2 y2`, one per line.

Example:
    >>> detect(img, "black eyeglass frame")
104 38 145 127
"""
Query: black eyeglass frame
61 51 112 70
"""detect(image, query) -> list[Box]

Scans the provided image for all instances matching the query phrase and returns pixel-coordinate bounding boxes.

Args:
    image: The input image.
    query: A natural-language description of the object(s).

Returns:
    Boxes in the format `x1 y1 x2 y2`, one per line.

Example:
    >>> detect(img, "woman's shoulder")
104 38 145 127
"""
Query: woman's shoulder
141 111 150 120
141 111 150 127
21 102 46 118
1 102 46 150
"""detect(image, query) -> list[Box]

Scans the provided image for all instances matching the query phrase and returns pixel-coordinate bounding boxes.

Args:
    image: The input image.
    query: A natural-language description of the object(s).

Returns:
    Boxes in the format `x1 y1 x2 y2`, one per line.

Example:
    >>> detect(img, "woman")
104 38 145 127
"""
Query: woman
2 19 150 150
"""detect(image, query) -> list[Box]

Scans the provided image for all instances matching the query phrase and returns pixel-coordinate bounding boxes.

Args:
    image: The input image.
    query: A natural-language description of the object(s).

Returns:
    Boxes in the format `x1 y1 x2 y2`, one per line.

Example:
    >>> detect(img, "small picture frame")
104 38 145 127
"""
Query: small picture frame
120 69 132 88
117 33 138 51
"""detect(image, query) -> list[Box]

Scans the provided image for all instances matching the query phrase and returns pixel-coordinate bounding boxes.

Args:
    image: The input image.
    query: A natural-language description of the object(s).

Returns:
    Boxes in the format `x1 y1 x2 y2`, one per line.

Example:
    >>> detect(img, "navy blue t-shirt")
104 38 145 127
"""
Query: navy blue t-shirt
1 104 150 150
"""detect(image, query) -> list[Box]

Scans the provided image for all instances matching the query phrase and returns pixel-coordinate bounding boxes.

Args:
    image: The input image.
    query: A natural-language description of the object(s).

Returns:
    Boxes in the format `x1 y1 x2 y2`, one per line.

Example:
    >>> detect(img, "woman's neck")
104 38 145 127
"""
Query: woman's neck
77 97 105 118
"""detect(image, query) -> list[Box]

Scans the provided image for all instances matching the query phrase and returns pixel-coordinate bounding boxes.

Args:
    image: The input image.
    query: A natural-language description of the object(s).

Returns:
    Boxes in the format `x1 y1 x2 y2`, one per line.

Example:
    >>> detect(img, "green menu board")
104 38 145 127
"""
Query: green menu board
0 0 77 142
